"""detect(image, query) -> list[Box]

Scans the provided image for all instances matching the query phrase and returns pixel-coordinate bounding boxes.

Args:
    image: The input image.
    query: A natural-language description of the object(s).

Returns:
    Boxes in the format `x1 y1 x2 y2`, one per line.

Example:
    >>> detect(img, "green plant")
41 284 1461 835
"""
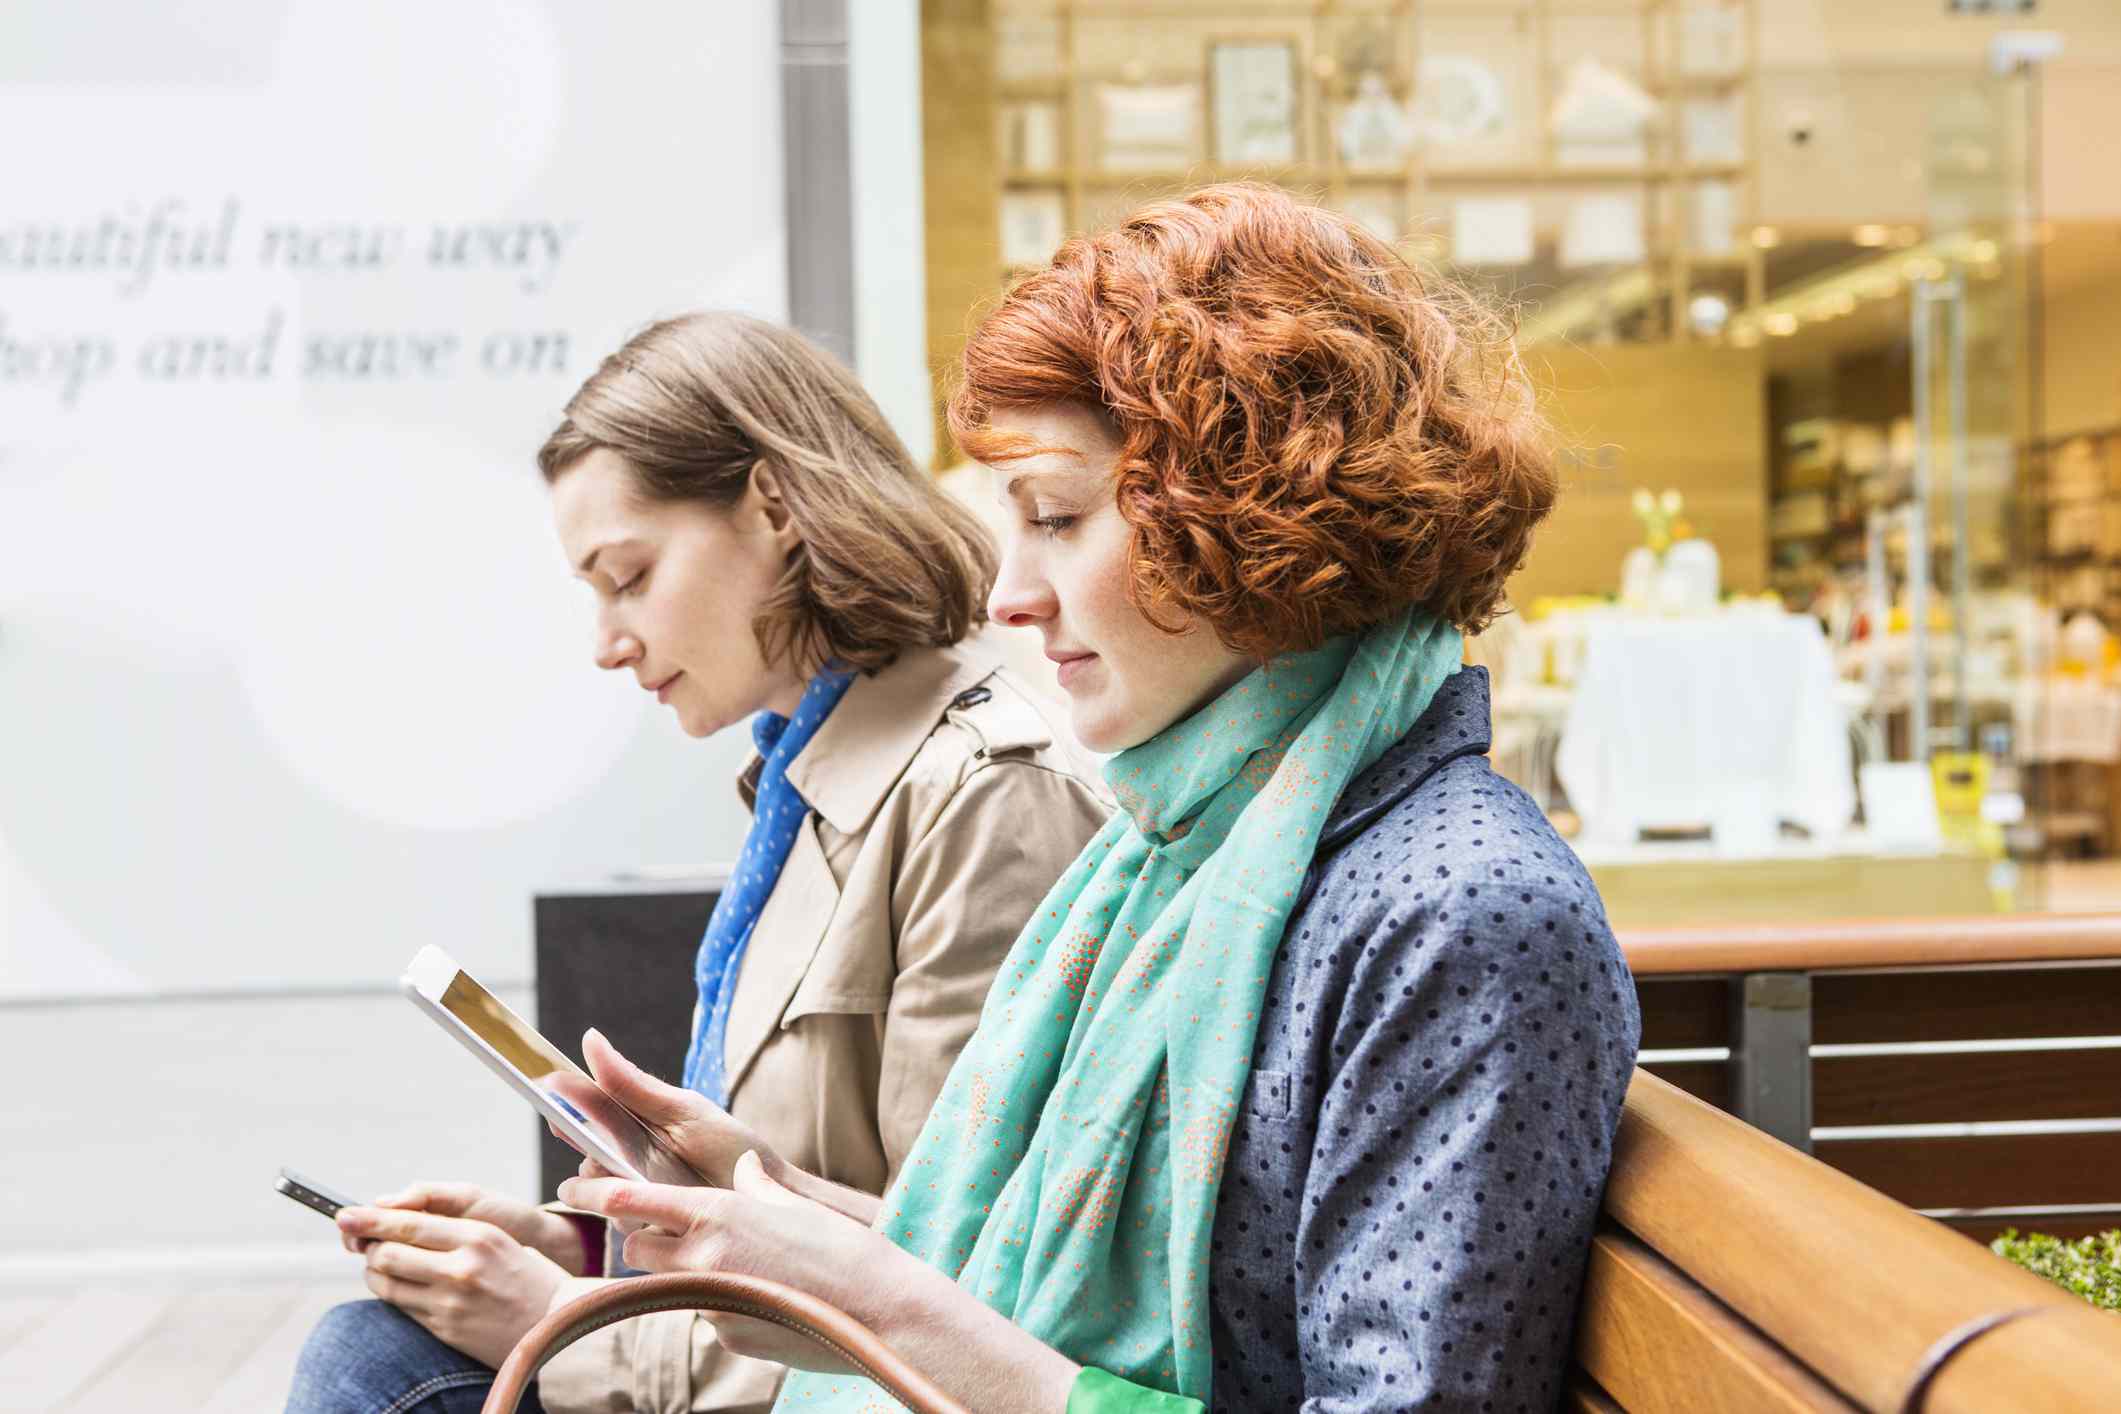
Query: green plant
1990 1229 2121 1313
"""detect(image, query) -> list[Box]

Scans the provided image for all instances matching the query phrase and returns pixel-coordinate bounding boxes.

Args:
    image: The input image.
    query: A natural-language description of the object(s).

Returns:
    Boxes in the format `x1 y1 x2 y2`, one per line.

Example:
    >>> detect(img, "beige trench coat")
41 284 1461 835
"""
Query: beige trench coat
539 636 1110 1414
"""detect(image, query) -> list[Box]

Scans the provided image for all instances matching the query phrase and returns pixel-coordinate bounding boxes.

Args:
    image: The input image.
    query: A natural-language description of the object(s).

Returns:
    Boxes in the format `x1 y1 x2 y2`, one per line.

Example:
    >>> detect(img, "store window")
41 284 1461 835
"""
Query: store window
924 0 2121 930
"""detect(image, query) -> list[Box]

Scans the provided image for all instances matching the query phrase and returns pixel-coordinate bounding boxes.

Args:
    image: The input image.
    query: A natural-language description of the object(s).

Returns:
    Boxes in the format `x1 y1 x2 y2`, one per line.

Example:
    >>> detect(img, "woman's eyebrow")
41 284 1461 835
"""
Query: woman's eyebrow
573 537 642 577
1002 464 1082 498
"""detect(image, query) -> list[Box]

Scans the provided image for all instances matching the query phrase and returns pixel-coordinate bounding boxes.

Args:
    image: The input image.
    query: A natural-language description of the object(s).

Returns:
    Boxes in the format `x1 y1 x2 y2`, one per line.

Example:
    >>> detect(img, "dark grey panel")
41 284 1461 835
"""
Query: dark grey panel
533 889 714 1197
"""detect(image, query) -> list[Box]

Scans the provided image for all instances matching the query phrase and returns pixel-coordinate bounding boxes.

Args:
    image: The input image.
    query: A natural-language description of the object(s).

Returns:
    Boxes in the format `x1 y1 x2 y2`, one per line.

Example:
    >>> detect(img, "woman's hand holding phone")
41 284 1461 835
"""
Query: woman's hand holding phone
336 1182 586 1273
337 1197 572 1369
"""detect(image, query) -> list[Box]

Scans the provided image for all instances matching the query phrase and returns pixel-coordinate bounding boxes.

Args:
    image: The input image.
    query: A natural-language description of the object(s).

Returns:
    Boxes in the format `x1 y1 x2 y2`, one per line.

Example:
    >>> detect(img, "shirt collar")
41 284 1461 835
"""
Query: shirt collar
733 640 1004 836
1316 666 1494 853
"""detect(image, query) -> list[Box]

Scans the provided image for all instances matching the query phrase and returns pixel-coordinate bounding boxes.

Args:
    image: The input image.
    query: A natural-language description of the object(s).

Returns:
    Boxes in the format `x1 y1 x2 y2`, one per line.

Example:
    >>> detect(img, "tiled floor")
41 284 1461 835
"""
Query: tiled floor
0 1280 359 1411
0 986 539 1409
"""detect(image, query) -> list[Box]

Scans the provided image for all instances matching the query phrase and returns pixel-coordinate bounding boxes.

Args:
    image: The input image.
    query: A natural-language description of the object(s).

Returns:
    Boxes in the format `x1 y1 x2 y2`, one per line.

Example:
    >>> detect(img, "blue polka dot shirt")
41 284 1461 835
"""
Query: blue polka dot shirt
1209 667 1642 1412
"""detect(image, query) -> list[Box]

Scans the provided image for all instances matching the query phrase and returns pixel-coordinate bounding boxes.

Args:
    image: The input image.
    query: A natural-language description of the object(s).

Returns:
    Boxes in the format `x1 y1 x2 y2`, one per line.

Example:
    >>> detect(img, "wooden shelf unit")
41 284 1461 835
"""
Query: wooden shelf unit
990 0 1765 343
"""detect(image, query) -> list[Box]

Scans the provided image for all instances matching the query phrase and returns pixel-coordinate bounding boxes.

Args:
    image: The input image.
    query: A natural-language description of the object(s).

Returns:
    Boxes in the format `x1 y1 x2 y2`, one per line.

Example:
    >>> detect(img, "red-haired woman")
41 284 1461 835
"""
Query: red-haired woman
559 185 1642 1413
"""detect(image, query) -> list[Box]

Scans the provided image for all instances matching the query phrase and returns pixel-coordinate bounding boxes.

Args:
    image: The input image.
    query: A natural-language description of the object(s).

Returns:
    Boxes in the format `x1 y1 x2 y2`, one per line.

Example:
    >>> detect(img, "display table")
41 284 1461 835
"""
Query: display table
1570 831 1996 928
1555 610 1855 846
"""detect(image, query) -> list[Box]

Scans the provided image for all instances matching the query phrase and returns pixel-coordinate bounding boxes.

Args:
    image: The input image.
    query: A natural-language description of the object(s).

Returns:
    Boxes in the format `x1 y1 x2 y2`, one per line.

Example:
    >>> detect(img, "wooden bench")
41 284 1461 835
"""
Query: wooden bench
485 1066 2121 1412
1623 913 2121 1242
1573 1069 2121 1411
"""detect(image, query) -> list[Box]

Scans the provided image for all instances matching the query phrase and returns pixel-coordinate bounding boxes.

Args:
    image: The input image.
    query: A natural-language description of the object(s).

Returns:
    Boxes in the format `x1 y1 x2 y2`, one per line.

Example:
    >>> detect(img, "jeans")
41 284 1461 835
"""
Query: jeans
286 1299 548 1414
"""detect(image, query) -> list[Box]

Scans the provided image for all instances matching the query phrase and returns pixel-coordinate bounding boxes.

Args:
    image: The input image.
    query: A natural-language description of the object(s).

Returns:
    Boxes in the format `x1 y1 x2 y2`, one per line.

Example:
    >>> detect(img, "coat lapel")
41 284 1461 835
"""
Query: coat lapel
719 815 842 1099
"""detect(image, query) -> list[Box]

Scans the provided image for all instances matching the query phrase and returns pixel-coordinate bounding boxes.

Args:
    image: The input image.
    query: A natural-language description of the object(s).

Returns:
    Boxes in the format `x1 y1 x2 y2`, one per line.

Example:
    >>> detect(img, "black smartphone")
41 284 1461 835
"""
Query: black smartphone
275 1167 359 1220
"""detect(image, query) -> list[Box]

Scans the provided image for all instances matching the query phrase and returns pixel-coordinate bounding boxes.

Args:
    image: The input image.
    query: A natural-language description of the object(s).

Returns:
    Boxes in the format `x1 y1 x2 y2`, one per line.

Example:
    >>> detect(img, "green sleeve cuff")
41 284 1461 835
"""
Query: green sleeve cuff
1065 1367 1205 1414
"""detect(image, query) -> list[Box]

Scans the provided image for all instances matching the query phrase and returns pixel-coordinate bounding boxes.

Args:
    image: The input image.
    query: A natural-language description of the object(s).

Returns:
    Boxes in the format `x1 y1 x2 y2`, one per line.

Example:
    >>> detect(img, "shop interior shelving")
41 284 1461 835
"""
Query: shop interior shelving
991 0 1764 343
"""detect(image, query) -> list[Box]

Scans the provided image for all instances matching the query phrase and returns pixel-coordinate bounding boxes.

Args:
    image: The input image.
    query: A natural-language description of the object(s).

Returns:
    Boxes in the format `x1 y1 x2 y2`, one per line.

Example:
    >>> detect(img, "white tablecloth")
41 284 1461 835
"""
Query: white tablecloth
2015 678 2121 764
1555 612 1856 844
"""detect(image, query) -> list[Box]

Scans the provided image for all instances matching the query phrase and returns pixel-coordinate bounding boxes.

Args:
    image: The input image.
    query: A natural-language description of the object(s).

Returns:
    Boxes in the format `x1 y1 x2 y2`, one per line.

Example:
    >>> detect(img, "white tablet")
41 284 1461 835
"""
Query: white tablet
401 944 667 1184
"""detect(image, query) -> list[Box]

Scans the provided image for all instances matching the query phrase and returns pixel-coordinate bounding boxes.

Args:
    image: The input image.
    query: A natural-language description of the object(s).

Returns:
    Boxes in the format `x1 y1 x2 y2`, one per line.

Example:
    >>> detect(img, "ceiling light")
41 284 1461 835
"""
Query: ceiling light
1853 224 1890 247
1687 293 1731 336
1764 312 1799 337
1750 226 1782 249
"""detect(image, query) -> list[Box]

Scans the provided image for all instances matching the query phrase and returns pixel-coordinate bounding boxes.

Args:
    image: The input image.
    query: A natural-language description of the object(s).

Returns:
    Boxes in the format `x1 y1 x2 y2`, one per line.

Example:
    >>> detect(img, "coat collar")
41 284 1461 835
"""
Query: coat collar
1316 666 1494 853
735 640 1007 838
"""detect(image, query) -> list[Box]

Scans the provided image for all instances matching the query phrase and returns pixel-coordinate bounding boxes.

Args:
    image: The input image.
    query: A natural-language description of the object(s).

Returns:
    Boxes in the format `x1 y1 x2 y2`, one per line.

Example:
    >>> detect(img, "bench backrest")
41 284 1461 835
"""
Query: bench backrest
1575 1070 2121 1412
1620 913 2121 1242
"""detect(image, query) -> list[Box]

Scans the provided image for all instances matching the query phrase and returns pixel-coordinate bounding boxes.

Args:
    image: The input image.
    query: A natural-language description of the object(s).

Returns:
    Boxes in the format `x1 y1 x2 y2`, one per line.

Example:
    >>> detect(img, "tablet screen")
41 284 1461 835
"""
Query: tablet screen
436 966 667 1181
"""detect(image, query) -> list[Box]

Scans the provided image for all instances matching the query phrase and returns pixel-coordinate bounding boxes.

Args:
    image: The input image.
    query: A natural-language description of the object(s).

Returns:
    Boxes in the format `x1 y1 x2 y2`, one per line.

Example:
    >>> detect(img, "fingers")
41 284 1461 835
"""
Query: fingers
364 1240 456 1285
365 1267 429 1311
576 1155 618 1182
581 1027 694 1126
621 1227 681 1272
730 1150 801 1208
339 1205 498 1253
376 1181 485 1216
556 1176 706 1233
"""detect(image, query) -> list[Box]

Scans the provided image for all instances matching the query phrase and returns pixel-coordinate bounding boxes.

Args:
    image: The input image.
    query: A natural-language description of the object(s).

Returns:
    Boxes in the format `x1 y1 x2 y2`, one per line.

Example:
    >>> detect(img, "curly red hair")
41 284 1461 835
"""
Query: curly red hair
949 182 1554 658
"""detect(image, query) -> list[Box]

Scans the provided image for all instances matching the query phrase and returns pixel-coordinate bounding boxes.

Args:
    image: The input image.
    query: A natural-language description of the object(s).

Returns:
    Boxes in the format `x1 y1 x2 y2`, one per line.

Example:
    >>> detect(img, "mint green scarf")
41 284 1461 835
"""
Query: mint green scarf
776 611 1463 1408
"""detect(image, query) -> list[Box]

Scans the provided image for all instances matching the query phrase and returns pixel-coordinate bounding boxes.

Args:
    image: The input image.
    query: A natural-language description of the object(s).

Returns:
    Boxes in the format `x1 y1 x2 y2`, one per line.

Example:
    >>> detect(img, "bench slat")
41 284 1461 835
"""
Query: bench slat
1934 1299 2121 1406
1814 965 2121 1044
1573 1230 1855 1413
1607 1071 2121 1413
1638 1060 1729 1110
1815 1045 2121 1126
1816 1129 2121 1211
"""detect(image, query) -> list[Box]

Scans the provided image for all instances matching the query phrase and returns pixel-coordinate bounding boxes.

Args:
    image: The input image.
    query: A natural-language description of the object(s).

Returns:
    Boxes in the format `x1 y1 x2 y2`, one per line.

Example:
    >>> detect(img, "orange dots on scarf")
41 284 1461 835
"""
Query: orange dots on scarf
1177 1109 1233 1184
1055 928 1101 997
1049 1165 1120 1236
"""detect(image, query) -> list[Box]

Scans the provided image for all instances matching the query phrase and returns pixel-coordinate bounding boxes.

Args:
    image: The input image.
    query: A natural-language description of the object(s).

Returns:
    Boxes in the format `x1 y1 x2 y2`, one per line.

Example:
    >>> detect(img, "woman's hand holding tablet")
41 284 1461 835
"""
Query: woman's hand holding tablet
400 945 714 1187
569 1027 781 1189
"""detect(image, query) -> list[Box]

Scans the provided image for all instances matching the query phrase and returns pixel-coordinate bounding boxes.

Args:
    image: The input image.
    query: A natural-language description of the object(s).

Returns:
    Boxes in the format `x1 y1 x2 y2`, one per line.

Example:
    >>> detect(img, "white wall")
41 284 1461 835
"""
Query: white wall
0 1 785 999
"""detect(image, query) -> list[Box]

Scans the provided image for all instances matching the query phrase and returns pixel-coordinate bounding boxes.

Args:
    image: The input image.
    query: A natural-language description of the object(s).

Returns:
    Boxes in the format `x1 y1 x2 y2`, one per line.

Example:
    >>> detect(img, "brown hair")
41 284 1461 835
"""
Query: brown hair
540 312 996 675
949 182 1554 658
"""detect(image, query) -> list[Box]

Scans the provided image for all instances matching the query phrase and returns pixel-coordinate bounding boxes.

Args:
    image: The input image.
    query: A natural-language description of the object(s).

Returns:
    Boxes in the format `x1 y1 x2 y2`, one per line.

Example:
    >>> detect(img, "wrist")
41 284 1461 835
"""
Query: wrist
869 1244 1081 1412
542 1210 601 1276
780 1163 882 1227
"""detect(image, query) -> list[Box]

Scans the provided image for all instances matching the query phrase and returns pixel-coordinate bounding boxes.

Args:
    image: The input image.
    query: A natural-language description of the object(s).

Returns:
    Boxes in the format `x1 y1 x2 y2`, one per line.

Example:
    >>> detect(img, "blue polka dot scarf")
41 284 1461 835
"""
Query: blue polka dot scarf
681 666 856 1105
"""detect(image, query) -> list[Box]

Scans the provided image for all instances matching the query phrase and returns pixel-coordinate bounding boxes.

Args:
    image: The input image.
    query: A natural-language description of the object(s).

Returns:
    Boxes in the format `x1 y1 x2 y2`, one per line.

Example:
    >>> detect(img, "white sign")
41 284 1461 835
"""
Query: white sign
0 1 787 996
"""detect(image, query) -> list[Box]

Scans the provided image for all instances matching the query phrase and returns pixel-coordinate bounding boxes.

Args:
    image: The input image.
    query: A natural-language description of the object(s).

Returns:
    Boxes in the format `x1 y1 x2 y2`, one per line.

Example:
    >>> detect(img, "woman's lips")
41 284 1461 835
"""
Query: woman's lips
655 673 683 704
1054 654 1096 689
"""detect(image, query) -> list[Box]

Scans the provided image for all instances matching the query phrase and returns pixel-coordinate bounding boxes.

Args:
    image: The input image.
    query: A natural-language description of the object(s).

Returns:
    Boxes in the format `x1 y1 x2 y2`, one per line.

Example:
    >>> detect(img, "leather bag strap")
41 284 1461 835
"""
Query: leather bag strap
479 1271 972 1414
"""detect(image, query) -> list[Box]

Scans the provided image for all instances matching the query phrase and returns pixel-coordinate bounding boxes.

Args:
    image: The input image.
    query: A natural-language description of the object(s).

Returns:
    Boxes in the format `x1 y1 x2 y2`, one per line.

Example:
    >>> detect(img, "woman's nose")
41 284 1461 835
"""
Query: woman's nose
988 546 1056 628
595 624 642 672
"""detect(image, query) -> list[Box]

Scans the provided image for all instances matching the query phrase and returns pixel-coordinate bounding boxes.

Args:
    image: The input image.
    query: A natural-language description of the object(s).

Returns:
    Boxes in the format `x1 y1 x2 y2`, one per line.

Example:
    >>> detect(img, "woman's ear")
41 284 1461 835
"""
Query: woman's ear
748 460 802 556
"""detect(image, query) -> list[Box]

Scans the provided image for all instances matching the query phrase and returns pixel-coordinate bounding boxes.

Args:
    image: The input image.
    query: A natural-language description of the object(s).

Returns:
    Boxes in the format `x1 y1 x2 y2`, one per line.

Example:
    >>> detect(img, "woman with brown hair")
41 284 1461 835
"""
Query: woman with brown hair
287 312 1111 1414
557 184 1642 1412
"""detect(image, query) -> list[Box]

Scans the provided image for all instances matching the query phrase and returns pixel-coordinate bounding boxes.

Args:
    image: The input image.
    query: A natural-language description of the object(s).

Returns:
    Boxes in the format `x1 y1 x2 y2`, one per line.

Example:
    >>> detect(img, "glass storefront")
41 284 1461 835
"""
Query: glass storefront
926 1 2121 928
